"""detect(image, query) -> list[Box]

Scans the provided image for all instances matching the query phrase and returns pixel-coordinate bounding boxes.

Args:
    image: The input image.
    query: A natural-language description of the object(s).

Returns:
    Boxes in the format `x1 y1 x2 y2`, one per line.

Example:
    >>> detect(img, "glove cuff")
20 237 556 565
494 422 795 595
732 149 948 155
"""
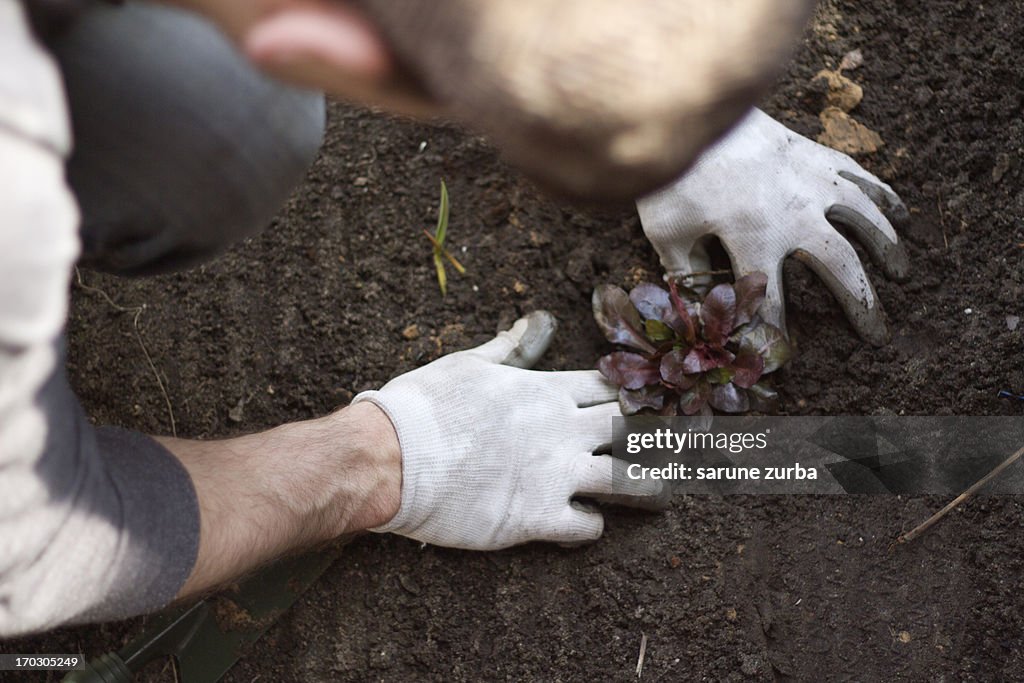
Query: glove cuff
351 389 436 537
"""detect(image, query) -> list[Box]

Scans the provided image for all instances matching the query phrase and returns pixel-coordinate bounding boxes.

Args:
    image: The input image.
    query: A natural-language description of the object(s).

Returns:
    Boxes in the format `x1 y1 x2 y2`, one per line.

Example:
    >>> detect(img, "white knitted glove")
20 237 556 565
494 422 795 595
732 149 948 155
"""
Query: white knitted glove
637 108 909 345
352 312 666 550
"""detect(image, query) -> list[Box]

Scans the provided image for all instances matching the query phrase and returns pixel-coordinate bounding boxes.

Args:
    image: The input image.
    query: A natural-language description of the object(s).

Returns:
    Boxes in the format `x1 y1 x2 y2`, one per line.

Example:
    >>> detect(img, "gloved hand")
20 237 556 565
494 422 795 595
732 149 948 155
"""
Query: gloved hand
352 312 666 550
637 108 909 345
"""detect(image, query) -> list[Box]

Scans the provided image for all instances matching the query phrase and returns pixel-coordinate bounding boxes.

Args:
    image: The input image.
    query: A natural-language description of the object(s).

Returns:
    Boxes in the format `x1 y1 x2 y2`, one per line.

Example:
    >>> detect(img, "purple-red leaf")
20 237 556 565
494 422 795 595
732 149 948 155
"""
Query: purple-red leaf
598 352 661 390
693 402 714 429
737 322 793 373
667 279 697 345
673 282 703 307
593 285 657 354
679 381 710 416
660 349 698 389
659 401 681 417
619 385 667 415
748 381 780 413
630 283 673 323
731 352 765 389
733 272 768 328
682 346 735 374
709 383 750 413
630 282 696 339
634 282 699 339
700 283 737 345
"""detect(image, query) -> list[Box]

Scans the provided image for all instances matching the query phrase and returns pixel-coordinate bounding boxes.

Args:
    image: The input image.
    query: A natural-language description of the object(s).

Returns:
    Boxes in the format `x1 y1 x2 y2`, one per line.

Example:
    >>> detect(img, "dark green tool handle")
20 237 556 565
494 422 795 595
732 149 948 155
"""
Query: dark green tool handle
63 653 133 683
62 543 346 683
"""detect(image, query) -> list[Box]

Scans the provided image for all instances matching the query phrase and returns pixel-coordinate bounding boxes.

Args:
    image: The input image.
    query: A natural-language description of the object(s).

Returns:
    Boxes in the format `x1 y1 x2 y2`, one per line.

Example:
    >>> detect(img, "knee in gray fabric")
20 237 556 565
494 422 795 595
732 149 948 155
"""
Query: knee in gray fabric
49 1 326 276
71 89 326 277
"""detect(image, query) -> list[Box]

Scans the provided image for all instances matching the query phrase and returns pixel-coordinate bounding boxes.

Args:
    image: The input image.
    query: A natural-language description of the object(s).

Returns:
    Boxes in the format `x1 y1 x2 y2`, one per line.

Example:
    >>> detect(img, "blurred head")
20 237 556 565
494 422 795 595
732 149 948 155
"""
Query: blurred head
202 0 815 200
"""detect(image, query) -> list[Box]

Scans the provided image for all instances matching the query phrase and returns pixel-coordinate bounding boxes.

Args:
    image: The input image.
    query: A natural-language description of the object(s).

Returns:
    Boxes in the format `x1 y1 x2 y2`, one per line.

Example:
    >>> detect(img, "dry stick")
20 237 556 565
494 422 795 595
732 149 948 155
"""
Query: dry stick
936 189 949 250
673 269 733 279
635 633 648 679
896 443 1024 545
73 268 177 438
421 229 467 273
131 307 177 438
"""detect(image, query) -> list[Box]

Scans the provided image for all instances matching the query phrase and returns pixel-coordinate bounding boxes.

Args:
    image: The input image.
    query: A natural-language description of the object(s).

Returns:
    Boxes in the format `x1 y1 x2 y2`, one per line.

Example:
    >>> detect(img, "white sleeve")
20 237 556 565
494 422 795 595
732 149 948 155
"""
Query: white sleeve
0 0 200 636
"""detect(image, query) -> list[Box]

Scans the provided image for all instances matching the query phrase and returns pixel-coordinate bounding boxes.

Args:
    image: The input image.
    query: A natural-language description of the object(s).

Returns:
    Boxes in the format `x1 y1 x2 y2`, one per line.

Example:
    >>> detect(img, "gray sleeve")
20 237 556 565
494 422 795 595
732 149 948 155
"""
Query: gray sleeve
0 0 199 637
0 340 200 636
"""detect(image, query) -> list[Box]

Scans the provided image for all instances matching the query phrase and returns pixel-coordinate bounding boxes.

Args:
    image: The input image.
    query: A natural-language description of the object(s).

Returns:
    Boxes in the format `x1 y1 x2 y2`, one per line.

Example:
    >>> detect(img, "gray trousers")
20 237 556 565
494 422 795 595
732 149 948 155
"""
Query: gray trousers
0 0 324 635
55 2 326 274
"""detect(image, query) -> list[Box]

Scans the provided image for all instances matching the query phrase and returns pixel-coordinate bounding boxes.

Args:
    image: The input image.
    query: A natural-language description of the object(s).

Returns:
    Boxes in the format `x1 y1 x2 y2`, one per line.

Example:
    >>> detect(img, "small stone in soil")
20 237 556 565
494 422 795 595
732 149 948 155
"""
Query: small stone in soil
818 107 884 154
228 396 246 423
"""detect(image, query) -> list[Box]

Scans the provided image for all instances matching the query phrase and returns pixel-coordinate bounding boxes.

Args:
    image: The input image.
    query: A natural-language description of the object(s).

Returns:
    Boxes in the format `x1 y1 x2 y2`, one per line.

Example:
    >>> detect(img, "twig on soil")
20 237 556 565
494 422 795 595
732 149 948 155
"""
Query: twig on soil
894 443 1024 546
672 269 733 280
73 268 177 437
635 633 648 679
936 189 948 250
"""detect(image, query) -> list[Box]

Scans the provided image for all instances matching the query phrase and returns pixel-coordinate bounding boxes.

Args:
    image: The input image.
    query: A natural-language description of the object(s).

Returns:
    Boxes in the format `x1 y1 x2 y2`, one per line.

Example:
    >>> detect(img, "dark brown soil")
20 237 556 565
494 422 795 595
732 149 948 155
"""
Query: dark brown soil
7 1 1024 681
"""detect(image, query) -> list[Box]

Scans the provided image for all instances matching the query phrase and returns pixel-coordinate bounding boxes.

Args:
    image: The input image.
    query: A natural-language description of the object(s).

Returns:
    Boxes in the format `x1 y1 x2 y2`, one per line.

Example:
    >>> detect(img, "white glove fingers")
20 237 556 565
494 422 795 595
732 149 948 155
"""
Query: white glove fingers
636 195 702 276
837 169 911 229
548 506 604 545
793 231 889 346
556 370 619 407
573 401 621 451
727 248 788 333
468 310 557 368
673 239 715 289
763 269 788 334
659 237 700 278
573 454 668 508
828 183 909 282
827 204 909 282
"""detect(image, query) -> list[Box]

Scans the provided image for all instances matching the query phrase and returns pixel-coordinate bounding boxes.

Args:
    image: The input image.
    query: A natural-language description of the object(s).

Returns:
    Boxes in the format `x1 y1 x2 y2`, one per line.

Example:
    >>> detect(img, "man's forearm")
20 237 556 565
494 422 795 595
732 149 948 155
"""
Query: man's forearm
158 401 401 599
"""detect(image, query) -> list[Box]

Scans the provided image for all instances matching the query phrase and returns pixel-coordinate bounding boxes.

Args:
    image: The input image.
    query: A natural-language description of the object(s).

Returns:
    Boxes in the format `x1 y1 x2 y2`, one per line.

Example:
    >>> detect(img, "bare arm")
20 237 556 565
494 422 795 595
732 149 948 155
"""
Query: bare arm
160 401 401 598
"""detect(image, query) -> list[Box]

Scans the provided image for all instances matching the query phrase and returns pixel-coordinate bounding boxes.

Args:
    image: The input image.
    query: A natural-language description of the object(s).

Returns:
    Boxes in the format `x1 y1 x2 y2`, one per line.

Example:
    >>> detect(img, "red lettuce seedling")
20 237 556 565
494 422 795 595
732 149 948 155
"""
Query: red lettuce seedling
593 273 792 419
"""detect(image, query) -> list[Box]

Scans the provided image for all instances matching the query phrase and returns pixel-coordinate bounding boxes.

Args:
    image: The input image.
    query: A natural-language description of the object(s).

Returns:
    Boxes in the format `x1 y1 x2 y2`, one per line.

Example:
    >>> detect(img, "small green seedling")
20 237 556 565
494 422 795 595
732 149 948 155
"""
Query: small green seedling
423 180 466 296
